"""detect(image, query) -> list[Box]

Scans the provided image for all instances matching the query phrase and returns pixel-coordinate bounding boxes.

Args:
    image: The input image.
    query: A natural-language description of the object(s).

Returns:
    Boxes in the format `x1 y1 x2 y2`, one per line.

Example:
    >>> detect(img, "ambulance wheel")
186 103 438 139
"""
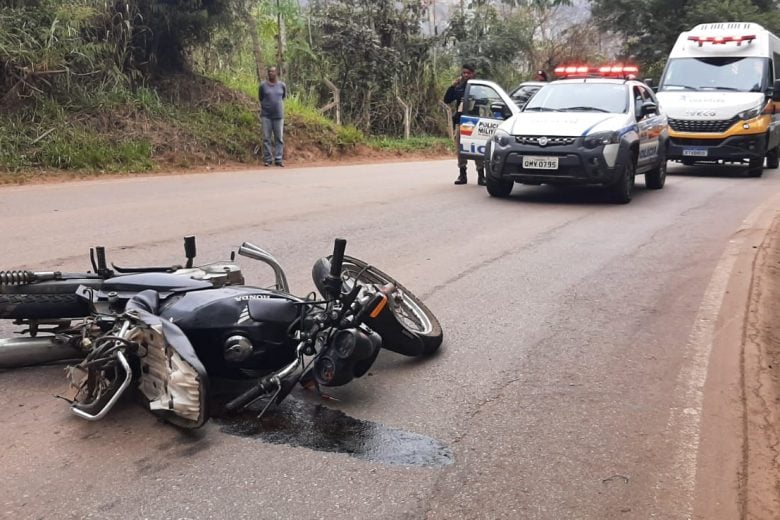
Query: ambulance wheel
747 157 764 177
766 146 779 169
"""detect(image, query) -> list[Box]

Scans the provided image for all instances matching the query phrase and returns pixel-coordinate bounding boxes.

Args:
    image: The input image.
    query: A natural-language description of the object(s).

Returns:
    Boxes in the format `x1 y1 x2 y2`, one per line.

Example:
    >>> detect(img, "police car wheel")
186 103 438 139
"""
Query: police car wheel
609 159 635 204
486 175 513 197
646 155 667 190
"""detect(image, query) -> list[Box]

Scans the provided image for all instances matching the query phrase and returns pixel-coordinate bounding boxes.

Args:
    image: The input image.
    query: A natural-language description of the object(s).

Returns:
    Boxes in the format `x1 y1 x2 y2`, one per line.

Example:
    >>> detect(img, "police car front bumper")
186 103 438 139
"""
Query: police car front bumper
487 139 629 185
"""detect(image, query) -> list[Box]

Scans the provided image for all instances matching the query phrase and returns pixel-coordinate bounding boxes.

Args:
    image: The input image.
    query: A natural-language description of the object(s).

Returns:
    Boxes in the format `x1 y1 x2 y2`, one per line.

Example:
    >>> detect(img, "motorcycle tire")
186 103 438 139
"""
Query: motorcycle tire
339 256 443 356
0 279 98 319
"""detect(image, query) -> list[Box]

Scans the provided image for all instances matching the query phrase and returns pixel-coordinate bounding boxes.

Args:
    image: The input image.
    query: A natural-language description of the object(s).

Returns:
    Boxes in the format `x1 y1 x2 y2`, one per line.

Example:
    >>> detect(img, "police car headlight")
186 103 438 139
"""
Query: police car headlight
584 131 620 149
738 103 763 121
493 129 512 147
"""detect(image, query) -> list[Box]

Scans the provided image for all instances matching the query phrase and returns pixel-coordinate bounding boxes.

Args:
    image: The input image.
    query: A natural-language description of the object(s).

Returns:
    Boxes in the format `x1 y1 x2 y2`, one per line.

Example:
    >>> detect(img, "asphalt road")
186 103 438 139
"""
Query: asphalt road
1 159 779 519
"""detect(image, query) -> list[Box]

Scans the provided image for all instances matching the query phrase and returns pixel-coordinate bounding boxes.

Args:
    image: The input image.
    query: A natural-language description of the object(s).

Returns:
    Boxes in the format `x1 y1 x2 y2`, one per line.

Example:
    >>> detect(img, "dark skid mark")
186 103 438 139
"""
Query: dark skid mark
213 398 453 467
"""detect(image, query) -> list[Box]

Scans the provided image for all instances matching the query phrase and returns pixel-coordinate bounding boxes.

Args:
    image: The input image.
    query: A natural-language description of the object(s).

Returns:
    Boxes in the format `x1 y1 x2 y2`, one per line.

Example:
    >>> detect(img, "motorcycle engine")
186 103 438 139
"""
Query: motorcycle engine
314 328 381 387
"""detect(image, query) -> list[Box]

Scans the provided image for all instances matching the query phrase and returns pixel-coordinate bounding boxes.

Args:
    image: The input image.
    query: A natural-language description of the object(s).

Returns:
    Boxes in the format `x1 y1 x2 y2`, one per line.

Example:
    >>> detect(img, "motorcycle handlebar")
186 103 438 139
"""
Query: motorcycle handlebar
329 238 347 279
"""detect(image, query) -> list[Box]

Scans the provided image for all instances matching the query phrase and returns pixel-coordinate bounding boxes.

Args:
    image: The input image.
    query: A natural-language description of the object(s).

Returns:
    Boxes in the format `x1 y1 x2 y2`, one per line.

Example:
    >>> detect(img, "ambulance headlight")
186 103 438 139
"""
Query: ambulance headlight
738 103 763 121
493 129 512 147
584 131 620 149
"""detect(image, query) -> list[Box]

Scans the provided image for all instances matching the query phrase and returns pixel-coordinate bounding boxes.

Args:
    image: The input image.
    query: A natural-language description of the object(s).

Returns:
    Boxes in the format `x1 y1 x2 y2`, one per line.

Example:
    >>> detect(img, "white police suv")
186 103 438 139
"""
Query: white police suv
459 65 669 203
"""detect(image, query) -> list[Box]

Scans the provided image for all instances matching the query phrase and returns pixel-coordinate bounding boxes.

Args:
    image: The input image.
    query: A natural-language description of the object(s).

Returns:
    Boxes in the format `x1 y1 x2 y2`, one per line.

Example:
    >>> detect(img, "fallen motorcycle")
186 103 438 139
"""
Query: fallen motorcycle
0 238 443 428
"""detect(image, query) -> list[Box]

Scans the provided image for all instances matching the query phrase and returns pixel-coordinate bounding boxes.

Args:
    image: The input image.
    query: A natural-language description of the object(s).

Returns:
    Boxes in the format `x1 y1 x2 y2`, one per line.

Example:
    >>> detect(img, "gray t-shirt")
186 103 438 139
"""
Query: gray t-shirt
259 80 287 119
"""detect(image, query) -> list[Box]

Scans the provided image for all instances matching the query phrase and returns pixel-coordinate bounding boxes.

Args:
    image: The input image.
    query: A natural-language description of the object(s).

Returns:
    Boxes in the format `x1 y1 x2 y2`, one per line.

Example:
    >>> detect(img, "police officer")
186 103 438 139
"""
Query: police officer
443 63 485 186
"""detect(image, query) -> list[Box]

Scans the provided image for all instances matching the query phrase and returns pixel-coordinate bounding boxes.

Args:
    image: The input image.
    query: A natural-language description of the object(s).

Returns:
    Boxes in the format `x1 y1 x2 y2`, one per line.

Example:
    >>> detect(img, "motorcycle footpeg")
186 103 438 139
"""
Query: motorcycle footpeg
225 379 275 412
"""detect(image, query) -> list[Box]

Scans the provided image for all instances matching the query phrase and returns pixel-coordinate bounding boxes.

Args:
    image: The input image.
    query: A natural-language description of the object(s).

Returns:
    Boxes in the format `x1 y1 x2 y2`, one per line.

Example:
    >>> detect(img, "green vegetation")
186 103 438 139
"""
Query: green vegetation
368 136 453 154
6 0 772 178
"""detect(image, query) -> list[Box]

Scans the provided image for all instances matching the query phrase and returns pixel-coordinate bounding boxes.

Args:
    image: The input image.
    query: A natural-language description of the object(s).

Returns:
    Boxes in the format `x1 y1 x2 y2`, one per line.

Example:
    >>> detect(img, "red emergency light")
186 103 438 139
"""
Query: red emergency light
687 34 756 46
554 64 640 79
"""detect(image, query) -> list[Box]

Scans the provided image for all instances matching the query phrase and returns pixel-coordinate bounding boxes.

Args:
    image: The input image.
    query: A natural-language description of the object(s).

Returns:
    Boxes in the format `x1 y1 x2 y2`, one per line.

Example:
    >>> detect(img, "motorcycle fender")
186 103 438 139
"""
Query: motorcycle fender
128 308 210 429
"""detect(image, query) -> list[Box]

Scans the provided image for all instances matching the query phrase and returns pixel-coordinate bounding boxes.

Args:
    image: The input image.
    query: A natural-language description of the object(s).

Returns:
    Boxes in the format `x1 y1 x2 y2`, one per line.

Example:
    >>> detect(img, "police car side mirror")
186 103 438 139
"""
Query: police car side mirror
465 96 476 113
641 101 658 117
490 101 510 120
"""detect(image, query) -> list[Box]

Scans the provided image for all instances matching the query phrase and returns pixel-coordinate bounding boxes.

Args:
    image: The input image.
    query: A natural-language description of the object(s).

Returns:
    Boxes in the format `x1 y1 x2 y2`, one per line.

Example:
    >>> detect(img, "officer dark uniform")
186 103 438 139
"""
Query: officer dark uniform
443 63 485 186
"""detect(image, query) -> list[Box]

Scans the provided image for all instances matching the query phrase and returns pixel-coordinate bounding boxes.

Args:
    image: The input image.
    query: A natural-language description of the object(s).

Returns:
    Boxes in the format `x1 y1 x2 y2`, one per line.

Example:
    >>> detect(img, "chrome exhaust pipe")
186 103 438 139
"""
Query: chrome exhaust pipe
0 337 83 368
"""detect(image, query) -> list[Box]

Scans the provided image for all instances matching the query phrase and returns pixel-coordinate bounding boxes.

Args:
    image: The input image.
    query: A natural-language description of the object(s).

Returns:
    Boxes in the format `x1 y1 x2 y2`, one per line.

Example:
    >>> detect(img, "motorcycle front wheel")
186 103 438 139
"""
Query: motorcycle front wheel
339 256 443 356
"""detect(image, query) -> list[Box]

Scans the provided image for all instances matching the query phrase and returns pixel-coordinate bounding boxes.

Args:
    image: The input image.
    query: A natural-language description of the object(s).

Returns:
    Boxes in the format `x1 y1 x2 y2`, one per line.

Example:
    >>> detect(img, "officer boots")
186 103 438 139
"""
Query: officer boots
477 167 486 186
454 167 467 185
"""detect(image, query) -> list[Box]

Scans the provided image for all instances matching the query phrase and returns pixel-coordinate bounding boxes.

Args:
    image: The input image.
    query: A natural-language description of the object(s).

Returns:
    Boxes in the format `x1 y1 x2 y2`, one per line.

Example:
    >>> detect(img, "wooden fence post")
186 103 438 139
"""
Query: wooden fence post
319 78 341 125
396 95 411 139
440 101 453 140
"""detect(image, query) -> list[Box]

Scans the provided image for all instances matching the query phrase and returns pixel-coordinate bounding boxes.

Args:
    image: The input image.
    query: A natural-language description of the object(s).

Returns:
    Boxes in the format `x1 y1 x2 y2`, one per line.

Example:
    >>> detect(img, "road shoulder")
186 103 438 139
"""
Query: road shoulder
696 203 780 519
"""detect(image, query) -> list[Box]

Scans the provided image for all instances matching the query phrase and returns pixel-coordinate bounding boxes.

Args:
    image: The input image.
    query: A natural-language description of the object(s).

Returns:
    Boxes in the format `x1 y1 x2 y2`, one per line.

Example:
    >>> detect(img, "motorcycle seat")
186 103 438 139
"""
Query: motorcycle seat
125 290 160 314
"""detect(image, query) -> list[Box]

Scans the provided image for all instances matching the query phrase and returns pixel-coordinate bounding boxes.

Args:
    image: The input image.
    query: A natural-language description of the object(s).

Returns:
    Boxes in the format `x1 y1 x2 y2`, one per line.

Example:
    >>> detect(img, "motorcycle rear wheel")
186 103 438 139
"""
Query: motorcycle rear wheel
339 256 443 356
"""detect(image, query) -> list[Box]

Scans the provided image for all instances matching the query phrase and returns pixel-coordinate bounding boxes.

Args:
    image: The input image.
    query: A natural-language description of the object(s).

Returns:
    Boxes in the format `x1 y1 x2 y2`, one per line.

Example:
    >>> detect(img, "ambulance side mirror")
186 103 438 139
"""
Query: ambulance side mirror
771 79 780 102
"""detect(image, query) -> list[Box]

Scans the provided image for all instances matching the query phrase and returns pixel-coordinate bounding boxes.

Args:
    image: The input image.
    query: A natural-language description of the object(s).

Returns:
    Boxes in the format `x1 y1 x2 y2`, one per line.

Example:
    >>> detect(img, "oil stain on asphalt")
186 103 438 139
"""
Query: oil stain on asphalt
213 397 454 467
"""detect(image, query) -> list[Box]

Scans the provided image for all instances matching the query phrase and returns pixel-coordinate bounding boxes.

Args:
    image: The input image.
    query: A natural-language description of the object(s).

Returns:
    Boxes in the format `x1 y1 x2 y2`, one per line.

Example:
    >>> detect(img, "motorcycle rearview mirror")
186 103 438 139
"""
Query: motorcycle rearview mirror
322 239 346 299
312 257 332 298
183 236 197 268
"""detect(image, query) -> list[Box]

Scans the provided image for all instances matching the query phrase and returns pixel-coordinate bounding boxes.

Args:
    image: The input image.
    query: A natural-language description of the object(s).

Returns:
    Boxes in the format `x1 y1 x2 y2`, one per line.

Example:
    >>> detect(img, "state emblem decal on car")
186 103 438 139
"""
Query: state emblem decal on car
459 116 479 136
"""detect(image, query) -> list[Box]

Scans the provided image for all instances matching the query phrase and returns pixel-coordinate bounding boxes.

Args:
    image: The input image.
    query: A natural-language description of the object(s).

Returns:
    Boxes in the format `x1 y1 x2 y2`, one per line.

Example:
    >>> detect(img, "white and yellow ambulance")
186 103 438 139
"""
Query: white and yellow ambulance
656 22 780 176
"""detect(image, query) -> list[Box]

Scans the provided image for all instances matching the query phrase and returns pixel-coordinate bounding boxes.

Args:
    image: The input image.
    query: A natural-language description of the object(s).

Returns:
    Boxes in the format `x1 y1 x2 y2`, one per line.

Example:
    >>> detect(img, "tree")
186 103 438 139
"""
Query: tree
591 0 780 76
307 0 439 135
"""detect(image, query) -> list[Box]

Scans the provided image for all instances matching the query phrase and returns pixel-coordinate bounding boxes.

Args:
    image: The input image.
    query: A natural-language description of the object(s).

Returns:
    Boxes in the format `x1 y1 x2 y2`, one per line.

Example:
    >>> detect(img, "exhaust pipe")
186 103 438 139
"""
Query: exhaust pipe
0 337 83 368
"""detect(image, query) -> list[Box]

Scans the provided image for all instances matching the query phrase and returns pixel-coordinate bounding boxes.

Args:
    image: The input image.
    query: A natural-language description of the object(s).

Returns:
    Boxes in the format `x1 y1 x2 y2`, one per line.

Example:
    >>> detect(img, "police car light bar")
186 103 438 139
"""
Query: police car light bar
687 34 756 46
554 64 639 79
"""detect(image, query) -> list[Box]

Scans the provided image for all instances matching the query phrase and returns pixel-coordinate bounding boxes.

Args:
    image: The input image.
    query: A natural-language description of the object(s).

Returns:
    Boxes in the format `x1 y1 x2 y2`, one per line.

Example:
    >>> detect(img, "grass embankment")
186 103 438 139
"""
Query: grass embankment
0 75 452 184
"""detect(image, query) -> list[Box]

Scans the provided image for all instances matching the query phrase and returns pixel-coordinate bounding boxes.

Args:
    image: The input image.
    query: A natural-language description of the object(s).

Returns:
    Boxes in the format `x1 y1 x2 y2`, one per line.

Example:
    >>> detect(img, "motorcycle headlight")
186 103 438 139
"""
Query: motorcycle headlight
738 103 763 121
493 129 512 147
584 131 620 149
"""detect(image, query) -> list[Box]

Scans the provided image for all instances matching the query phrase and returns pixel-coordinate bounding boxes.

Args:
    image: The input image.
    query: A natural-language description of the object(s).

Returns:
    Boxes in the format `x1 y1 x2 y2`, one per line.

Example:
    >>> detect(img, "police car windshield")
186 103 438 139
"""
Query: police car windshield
659 57 769 92
511 85 542 107
523 83 629 114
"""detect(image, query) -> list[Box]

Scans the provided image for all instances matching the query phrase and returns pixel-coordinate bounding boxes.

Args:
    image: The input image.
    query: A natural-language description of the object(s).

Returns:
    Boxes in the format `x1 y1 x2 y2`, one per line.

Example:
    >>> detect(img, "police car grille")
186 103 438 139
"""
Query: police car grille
515 136 576 146
668 117 739 133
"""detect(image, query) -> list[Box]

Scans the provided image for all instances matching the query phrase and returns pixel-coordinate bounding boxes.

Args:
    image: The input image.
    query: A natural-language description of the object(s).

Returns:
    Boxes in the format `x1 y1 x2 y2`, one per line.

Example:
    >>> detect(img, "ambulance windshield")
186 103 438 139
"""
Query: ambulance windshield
659 57 769 93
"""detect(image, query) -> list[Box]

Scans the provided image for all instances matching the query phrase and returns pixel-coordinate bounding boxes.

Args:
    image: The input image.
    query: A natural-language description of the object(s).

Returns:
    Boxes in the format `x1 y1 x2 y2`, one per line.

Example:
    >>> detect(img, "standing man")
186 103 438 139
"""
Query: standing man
443 63 484 185
259 66 287 167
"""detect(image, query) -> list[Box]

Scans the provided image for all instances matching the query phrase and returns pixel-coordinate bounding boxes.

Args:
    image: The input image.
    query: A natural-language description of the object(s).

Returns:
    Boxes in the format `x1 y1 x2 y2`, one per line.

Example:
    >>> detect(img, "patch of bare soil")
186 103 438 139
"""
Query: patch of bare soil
743 213 780 518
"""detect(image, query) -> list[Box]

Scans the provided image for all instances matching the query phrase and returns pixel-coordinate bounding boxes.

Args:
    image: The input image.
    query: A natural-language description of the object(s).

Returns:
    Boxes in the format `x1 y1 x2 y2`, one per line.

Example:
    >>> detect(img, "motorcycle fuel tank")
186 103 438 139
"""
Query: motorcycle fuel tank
158 286 303 377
